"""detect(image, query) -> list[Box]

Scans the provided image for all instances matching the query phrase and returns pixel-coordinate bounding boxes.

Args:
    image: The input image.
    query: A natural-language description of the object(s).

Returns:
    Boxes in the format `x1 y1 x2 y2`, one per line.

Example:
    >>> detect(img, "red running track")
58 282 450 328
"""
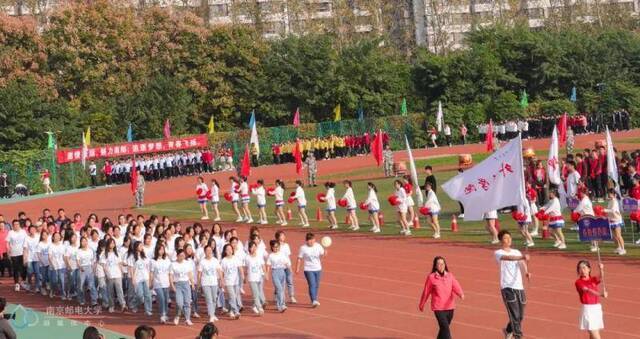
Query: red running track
1 129 640 338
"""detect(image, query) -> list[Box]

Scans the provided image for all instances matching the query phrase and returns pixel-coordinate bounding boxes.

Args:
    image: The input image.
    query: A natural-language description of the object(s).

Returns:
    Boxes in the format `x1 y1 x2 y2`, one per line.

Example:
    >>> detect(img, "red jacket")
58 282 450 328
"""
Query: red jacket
419 272 463 312
630 185 640 200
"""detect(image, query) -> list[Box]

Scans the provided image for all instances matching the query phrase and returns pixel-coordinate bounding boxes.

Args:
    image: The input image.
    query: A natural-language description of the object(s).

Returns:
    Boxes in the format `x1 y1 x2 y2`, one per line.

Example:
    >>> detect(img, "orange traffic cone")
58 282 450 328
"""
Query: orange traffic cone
286 209 293 221
316 207 323 222
495 219 501 231
413 216 421 229
451 215 459 232
378 212 384 226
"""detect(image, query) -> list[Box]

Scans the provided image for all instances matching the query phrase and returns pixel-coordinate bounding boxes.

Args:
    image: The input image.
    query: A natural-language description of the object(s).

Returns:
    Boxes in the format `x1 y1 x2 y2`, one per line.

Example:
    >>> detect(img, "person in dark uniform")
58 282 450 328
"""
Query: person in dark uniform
423 165 437 195
0 173 8 198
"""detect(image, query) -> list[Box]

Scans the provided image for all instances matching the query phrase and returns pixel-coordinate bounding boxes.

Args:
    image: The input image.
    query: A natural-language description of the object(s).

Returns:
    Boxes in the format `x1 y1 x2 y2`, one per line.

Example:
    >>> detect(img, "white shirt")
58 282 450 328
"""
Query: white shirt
37 242 50 266
221 257 240 286
365 189 380 210
342 187 356 209
267 252 291 270
575 196 594 215
210 184 220 203
444 125 451 135
542 197 562 217
230 183 240 201
130 257 151 284
298 243 324 272
395 187 407 211
244 254 265 282
424 190 441 213
65 244 79 270
152 258 171 289
49 243 66 270
606 199 623 223
102 252 123 279
24 236 40 262
252 186 267 206
76 248 94 267
7 229 27 256
495 248 524 290
239 182 250 199
89 164 97 176
326 188 336 209
170 260 192 283
483 210 498 219
197 183 209 199
566 171 581 198
274 186 284 202
294 186 307 206
198 257 221 287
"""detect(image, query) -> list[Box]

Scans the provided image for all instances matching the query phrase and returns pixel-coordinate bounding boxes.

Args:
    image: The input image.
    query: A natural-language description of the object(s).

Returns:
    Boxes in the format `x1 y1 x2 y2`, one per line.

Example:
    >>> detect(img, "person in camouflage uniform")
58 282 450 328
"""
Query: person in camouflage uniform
566 128 575 155
305 151 318 187
135 174 146 208
383 144 394 177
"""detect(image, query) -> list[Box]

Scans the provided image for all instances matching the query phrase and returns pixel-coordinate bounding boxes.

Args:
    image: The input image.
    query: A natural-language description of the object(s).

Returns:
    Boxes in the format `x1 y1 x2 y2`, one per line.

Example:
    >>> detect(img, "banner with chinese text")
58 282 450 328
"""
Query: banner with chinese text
56 134 209 164
577 216 612 242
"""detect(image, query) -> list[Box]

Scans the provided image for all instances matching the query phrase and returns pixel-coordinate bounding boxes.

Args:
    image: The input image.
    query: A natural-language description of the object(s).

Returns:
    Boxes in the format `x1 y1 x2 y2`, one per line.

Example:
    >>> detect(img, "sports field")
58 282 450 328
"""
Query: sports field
1 129 640 338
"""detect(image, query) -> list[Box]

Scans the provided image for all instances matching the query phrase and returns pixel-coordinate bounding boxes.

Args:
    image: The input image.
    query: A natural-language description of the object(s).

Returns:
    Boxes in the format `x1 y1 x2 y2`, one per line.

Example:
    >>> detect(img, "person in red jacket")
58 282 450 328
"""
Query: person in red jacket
630 178 640 199
418 256 464 339
575 260 607 339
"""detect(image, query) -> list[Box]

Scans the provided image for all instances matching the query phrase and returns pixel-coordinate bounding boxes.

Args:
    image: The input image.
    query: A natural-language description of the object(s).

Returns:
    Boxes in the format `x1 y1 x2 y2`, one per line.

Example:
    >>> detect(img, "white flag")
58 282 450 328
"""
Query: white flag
249 111 260 158
442 135 526 220
606 127 620 197
405 135 424 205
436 101 443 132
547 126 561 185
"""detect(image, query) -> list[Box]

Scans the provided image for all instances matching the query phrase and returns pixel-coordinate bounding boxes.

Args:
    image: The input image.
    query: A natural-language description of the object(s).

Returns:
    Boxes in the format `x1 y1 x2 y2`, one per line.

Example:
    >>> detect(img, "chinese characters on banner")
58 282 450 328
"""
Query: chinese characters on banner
577 216 612 242
56 134 209 164
442 135 526 221
622 197 639 212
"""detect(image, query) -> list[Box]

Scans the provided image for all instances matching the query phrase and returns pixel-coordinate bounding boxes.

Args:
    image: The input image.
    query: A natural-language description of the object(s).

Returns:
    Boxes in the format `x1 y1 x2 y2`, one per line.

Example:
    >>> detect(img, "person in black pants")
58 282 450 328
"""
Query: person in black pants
422 166 437 195
0 173 8 198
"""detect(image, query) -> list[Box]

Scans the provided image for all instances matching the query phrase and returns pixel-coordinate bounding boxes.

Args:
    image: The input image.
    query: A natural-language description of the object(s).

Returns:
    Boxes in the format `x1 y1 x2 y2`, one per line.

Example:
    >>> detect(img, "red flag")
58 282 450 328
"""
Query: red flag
130 157 138 195
163 119 171 139
240 145 251 177
293 108 300 127
557 113 567 145
371 129 383 166
485 119 494 152
294 140 303 174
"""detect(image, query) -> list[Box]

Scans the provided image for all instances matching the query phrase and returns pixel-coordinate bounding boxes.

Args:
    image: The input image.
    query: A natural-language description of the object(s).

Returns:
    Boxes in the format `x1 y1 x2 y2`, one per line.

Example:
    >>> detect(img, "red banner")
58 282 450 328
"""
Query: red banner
56 134 209 164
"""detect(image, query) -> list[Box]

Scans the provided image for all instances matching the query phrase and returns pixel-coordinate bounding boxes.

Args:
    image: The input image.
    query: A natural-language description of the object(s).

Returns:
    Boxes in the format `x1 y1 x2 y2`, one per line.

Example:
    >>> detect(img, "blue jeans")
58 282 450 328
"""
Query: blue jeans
134 281 152 314
38 265 49 290
49 268 67 297
284 267 295 298
225 284 240 314
174 281 192 320
202 285 219 318
155 287 169 318
107 277 125 308
26 261 40 291
271 268 286 310
67 268 79 297
304 270 322 303
123 273 134 308
191 283 199 314
77 266 97 305
249 280 266 309
216 286 225 308
97 277 109 308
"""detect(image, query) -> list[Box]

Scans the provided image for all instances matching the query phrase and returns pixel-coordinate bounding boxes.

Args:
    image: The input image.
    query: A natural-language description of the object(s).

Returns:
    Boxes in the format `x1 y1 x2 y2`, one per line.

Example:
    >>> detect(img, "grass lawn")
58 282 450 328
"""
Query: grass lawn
141 169 640 259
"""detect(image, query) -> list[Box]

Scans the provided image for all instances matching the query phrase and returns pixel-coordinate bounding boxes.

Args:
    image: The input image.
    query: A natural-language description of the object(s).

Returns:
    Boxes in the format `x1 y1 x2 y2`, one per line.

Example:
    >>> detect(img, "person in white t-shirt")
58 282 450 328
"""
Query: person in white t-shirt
48 232 67 299
292 180 310 227
220 244 243 319
209 179 221 222
151 244 172 324
295 233 326 307
245 242 266 315
101 239 126 313
76 236 98 306
342 180 359 231
252 180 268 225
494 230 530 339
198 244 222 323
423 182 441 239
364 182 381 233
229 177 243 223
273 180 287 226
483 210 499 244
129 241 152 316
605 189 625 255
267 240 291 312
170 248 195 326
23 225 41 292
239 176 254 223
196 176 210 220
393 180 411 236
63 233 79 299
323 182 338 229
6 220 27 291
36 230 50 296
275 230 296 304
565 161 581 199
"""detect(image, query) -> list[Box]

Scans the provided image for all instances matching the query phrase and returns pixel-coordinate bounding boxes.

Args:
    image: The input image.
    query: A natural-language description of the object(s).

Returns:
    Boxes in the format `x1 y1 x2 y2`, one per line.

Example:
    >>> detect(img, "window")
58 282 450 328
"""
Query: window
210 4 229 17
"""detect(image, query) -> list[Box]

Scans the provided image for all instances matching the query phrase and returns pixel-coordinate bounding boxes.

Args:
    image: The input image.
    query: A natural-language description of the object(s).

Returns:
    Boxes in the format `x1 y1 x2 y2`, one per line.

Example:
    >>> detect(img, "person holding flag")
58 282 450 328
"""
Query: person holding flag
575 260 607 338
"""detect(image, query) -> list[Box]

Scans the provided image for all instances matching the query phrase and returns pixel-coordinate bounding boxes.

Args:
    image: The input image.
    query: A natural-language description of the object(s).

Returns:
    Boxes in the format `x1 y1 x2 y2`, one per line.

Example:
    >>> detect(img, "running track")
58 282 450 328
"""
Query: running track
1 129 640 338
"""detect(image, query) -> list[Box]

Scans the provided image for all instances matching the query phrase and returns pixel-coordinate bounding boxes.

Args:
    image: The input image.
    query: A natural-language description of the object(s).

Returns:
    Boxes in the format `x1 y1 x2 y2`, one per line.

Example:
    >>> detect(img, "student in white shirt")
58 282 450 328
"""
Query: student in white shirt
129 241 152 316
574 189 601 253
230 236 246 301
48 232 67 299
184 244 201 319
342 180 359 231
483 210 499 244
229 177 243 223
196 176 210 220
393 180 411 235
6 220 27 291
275 231 296 303
101 238 126 313
152 244 172 324
423 181 442 239
170 249 195 326
23 225 41 293
76 236 98 306
565 161 581 198
605 189 625 255
266 240 291 312
245 242 266 315
220 244 243 319
293 180 310 227
252 180 268 225
494 230 530 339
403 178 416 230
36 230 50 296
239 176 254 223
209 179 221 222
295 233 326 307
323 182 338 229
364 182 381 233
514 202 534 248
541 189 566 249
273 180 287 226
198 244 222 323
95 240 109 308
63 233 79 299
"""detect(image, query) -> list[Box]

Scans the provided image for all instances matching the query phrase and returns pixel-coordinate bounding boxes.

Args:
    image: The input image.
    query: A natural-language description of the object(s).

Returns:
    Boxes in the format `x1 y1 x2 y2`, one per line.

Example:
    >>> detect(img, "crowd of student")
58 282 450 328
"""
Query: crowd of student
0 208 327 327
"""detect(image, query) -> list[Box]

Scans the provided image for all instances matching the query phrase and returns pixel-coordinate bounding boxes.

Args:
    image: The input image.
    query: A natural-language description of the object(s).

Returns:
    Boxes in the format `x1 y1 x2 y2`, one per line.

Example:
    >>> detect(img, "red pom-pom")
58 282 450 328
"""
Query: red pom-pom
419 206 430 215
290 191 296 197
387 195 399 206
359 202 368 210
287 197 296 204
404 183 413 194
249 183 258 190
196 188 203 195
535 210 548 221
266 187 276 196
571 212 581 222
594 205 606 217
511 211 525 222
206 191 212 200
316 193 326 203
223 192 232 202
630 211 639 222
338 198 348 208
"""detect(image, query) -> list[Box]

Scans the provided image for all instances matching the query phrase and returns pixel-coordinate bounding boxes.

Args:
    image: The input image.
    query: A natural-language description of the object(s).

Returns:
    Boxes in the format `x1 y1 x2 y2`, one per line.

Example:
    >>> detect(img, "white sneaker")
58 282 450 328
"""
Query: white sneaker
281 222 288 226
252 306 259 314
303 223 310 227
109 307 115 313
352 226 360 231
458 214 464 218
235 217 243 222
14 284 19 292
330 225 338 230
192 312 200 318
373 228 381 233
160 316 166 324
635 239 640 245
590 246 599 252
213 217 221 222
275 220 282 224
145 312 152 317
312 301 320 308
201 216 209 220
530 231 539 237
491 239 499 244
173 317 180 325
553 240 561 248
210 316 218 322
247 219 254 224
526 242 535 247
618 249 627 255
405 230 412 236
433 233 441 239
185 320 193 326
260 220 268 225
290 296 297 304
399 229 406 235
558 243 567 250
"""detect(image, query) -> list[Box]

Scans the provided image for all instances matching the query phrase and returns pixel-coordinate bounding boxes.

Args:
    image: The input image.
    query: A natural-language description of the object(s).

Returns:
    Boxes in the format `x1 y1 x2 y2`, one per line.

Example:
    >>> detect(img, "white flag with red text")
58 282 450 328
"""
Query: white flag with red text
547 126 561 185
442 135 526 220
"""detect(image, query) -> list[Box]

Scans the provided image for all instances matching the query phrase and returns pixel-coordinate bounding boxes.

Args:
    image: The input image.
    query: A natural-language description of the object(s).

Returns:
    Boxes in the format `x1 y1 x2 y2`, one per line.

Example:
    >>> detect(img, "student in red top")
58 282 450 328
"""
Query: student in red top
630 178 640 200
418 256 464 339
575 260 607 338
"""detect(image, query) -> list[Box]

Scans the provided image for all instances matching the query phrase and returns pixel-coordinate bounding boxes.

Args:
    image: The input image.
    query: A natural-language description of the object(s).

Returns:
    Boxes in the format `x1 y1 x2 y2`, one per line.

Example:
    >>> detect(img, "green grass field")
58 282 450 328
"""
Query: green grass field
142 168 640 259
